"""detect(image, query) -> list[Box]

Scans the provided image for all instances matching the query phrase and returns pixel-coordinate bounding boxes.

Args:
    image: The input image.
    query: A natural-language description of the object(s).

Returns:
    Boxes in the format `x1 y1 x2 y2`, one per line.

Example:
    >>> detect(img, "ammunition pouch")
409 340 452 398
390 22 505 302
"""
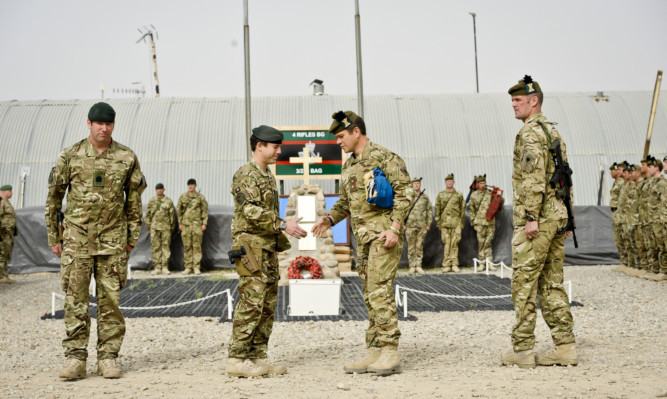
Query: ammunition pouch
229 245 262 277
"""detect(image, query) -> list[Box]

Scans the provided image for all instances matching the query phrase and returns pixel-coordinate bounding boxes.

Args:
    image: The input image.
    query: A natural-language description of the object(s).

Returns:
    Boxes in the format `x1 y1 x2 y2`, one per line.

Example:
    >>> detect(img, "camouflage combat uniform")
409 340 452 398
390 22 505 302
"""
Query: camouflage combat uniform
648 174 667 274
634 177 650 270
435 189 465 268
639 177 655 271
469 189 496 262
45 138 146 361
405 191 432 270
0 197 17 279
177 191 208 273
228 159 289 359
625 180 640 268
510 112 575 352
616 180 632 266
145 195 175 273
609 178 625 264
329 141 412 349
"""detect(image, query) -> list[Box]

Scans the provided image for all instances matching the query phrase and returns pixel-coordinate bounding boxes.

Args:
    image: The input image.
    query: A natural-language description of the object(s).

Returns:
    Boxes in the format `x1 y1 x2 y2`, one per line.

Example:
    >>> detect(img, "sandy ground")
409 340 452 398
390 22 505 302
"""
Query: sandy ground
0 265 665 399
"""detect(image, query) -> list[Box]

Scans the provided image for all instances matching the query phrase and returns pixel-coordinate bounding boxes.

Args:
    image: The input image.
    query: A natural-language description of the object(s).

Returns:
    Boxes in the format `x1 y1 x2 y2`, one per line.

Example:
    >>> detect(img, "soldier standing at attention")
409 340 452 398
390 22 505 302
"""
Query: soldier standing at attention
616 162 633 267
435 174 465 273
468 175 497 270
646 157 665 277
501 76 577 369
178 179 208 275
625 165 641 269
226 125 307 378
0 185 17 284
145 183 175 275
609 162 626 265
45 102 146 380
404 177 432 274
312 111 413 376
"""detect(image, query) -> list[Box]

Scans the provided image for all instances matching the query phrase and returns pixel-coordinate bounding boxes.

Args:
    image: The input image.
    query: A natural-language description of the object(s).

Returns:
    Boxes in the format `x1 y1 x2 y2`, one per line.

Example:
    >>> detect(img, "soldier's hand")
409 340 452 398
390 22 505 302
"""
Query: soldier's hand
147 229 151 234
525 220 539 240
311 216 331 238
426 227 430 232
126 245 134 253
564 230 573 240
286 217 307 239
179 224 183 231
378 229 399 248
473 226 477 231
51 244 62 258
202 224 207 231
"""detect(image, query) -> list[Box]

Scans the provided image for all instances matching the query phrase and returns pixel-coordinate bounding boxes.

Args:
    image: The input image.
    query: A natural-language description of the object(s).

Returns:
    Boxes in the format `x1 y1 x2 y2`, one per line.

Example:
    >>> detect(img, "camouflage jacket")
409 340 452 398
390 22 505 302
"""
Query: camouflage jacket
610 178 623 209
468 189 494 226
45 138 146 254
146 196 175 232
231 159 285 251
637 178 652 225
329 141 413 245
648 175 666 224
177 192 208 226
435 189 465 229
625 181 639 226
0 198 16 236
617 181 631 223
405 192 432 229
512 112 570 226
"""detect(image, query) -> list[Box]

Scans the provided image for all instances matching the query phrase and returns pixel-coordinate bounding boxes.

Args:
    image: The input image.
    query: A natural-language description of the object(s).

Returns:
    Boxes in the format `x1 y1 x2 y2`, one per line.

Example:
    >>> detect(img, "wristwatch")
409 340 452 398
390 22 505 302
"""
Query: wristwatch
280 220 287 231
526 215 535 222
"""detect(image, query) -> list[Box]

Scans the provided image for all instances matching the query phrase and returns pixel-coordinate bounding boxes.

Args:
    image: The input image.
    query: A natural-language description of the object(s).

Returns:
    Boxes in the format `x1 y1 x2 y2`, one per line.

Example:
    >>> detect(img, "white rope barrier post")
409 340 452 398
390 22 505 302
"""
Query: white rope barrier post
485 259 490 276
89 277 96 297
402 290 408 318
564 280 572 304
225 289 234 320
52 292 57 316
127 263 132 281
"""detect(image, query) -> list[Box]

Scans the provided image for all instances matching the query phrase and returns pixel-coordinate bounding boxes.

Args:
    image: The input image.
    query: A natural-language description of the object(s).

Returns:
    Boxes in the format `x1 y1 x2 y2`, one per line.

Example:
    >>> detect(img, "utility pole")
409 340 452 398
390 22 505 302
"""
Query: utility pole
137 25 161 97
244 0 252 160
469 12 479 93
355 0 365 117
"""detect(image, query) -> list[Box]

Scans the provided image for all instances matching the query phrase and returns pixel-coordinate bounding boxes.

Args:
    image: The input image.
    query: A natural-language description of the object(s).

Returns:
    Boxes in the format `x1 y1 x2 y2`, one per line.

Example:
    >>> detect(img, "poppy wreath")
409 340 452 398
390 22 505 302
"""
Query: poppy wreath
287 256 323 279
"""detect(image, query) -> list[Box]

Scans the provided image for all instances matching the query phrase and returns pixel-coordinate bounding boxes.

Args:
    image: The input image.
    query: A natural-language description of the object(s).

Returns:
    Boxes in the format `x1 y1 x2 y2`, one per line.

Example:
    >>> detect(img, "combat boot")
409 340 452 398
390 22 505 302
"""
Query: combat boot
408 267 416 274
367 345 401 375
252 358 287 375
151 268 161 275
162 267 171 275
182 269 192 275
227 358 269 377
194 268 201 275
343 347 381 374
97 358 121 378
451 265 460 273
0 276 16 284
488 263 497 271
441 267 451 273
59 358 86 380
500 349 535 369
416 266 425 274
535 343 578 366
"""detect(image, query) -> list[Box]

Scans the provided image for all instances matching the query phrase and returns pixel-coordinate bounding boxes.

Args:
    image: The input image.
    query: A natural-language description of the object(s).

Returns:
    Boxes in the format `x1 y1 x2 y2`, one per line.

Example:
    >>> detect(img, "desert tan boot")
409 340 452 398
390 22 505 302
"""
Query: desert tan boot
182 269 192 275
408 267 416 274
252 358 287 375
162 267 171 275
451 265 460 273
441 267 451 273
97 358 121 378
227 358 269 377
488 263 498 271
194 268 201 275
59 358 86 380
416 266 425 274
151 268 161 275
367 345 401 375
535 343 578 366
0 276 16 284
343 347 381 374
500 349 535 369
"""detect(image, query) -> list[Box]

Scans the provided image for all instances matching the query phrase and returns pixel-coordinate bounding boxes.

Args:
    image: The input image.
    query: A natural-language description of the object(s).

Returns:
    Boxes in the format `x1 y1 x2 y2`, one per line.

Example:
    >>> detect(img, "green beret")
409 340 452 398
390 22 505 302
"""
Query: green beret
0 184 11 191
329 111 360 135
508 75 542 96
609 162 618 171
411 177 422 183
251 125 283 144
445 173 454 181
187 178 197 185
88 102 116 123
155 183 164 189
476 175 486 183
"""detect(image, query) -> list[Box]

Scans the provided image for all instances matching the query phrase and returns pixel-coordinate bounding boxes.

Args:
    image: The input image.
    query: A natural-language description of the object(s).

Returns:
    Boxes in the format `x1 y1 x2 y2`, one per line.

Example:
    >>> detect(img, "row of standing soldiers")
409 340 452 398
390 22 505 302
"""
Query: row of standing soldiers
609 156 667 279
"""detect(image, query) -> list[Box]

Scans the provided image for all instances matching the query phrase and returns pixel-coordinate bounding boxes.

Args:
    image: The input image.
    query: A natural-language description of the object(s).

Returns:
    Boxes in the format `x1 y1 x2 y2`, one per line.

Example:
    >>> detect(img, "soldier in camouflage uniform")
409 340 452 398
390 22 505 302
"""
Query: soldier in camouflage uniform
45 102 146 380
638 158 655 272
0 185 17 284
647 157 666 277
635 160 651 270
177 179 208 275
468 175 498 270
404 177 432 274
435 174 465 272
145 183 175 275
625 166 641 269
609 163 626 265
226 125 307 378
501 76 577 369
313 111 413 376
616 163 633 266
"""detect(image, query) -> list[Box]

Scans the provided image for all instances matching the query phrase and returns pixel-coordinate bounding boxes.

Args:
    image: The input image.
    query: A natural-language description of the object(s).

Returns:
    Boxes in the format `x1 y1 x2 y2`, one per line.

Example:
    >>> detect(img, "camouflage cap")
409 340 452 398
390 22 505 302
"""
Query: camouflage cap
155 183 164 189
187 178 197 185
508 75 542 96
445 173 454 181
411 177 422 183
88 102 116 123
329 111 359 134
476 175 486 183
0 184 11 191
251 125 283 144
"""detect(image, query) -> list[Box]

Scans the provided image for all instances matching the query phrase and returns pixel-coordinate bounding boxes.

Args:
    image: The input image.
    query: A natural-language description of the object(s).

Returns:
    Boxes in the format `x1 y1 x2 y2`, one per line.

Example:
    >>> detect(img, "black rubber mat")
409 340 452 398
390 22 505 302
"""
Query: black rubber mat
41 274 582 322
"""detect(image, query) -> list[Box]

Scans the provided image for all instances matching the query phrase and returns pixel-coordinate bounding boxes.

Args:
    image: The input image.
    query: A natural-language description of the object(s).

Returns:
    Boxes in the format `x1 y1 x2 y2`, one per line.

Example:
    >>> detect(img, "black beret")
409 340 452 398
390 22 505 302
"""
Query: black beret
251 125 283 144
88 102 116 123
508 75 542 96
155 183 164 189
187 178 197 185
609 162 618 171
329 111 360 135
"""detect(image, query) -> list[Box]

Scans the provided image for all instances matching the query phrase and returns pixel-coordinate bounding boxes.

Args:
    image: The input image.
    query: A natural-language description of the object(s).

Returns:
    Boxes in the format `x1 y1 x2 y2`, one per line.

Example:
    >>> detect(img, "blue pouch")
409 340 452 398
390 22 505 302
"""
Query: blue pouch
365 167 394 208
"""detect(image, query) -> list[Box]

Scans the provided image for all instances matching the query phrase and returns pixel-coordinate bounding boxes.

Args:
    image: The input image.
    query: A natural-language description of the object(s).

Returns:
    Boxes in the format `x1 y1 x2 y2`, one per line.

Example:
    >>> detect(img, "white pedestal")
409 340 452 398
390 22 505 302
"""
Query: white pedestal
288 279 342 316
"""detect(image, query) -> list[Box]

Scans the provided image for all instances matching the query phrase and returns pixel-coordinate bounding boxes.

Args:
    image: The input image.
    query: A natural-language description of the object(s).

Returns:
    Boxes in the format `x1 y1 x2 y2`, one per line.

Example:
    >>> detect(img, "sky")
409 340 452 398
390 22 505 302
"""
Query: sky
1 0 666 101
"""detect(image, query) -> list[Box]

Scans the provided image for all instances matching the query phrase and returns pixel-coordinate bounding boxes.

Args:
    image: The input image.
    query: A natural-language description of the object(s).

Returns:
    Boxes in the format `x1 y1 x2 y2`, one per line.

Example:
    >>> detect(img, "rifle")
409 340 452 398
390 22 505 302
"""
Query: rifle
57 211 65 244
548 138 578 248
404 189 425 224
465 176 477 203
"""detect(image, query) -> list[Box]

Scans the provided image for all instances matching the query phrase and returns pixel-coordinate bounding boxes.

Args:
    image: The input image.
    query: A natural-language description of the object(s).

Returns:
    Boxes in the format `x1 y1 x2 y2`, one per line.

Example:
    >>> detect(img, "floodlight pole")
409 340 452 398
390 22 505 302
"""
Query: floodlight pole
643 70 662 159
244 0 252 160
469 12 479 93
137 26 161 98
355 0 365 117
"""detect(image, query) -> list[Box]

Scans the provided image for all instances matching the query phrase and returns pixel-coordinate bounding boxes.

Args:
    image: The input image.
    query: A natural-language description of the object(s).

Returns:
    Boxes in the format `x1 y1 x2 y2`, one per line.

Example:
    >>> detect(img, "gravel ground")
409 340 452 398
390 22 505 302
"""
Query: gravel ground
0 265 665 399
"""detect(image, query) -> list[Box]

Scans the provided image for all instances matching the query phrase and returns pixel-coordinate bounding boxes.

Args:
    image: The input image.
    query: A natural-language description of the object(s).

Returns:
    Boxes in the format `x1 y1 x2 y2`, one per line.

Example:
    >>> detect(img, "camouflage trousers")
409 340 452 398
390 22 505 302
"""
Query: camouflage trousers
0 232 13 278
150 230 172 271
617 223 630 266
357 238 402 348
612 219 626 265
228 249 279 359
652 223 667 274
634 225 649 269
475 224 495 261
510 219 575 352
405 227 427 269
60 252 129 361
182 224 203 272
440 226 462 267
642 225 657 272
624 225 637 268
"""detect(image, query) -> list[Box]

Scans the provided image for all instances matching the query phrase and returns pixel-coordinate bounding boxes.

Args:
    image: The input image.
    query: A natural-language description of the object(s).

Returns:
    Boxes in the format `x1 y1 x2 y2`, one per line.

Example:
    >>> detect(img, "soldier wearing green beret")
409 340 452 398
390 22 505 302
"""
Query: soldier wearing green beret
177 178 208 275
616 163 634 266
625 165 642 269
226 125 307 378
501 76 577 369
642 156 663 276
45 102 147 380
312 110 412 376
0 184 17 284
146 183 175 275
636 159 653 271
609 162 626 265
435 174 465 272
468 174 499 270
647 157 667 279
404 177 432 274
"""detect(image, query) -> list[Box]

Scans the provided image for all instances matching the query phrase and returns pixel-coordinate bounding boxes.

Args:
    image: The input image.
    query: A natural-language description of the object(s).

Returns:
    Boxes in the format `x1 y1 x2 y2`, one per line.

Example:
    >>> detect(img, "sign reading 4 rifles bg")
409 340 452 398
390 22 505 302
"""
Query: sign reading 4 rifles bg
272 126 346 181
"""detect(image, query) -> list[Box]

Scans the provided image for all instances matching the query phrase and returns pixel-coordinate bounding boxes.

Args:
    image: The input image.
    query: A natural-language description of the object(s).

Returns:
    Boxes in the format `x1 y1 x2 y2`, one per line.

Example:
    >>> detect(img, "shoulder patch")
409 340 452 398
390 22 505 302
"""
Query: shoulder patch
235 192 246 206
